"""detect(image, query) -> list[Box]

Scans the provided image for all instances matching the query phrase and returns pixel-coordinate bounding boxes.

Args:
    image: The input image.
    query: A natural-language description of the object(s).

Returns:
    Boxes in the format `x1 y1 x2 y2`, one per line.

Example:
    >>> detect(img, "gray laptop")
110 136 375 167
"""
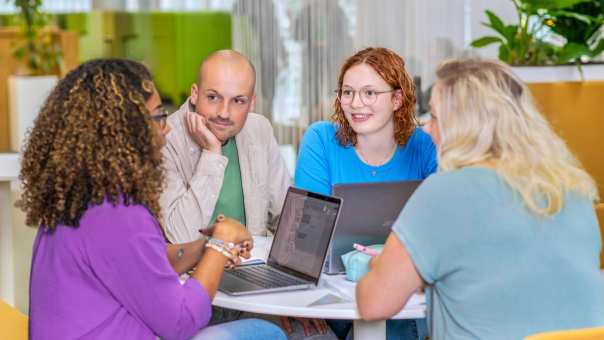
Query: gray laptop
324 180 422 274
219 187 342 296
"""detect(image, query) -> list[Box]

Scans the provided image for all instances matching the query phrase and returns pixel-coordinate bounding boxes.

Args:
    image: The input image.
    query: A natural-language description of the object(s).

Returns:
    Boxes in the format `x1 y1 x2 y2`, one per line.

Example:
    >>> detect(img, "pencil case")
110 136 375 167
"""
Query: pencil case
341 244 383 282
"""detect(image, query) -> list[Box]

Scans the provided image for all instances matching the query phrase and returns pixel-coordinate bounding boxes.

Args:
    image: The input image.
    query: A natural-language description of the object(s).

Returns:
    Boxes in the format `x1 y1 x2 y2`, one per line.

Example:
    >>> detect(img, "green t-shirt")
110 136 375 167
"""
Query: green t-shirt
209 138 246 225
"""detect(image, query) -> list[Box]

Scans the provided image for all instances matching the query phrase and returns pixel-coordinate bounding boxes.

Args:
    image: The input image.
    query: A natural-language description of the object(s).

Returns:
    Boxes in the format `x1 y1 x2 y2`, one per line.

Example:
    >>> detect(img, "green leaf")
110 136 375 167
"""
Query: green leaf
13 46 25 59
588 39 604 58
471 36 503 48
505 25 519 40
485 10 508 37
557 42 590 63
521 0 592 11
499 44 512 63
548 10 595 24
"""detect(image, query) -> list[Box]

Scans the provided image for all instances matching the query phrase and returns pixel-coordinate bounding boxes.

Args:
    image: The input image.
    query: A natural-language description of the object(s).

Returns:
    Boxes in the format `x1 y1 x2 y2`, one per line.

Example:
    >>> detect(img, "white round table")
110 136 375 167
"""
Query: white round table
213 237 426 340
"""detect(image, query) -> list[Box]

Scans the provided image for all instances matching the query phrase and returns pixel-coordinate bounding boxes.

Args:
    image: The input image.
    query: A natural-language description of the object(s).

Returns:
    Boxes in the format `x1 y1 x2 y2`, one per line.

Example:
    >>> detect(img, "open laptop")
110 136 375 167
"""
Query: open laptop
324 180 422 274
219 187 342 296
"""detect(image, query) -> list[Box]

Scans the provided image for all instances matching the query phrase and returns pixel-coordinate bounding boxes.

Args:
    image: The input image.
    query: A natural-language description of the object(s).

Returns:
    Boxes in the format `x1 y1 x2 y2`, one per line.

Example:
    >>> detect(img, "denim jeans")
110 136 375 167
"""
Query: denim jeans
327 318 428 340
190 318 287 340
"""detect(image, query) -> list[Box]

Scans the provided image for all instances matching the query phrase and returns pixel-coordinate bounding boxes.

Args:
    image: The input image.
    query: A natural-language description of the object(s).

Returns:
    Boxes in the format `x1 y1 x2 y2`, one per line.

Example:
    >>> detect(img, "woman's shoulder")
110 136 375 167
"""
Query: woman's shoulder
407 127 435 148
307 120 338 135
81 198 158 233
302 121 339 146
419 167 498 194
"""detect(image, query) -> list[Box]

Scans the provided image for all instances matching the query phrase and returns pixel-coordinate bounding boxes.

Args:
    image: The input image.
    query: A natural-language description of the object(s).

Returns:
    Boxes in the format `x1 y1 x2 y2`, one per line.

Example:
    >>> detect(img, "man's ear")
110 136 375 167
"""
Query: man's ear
190 83 199 105
249 94 256 112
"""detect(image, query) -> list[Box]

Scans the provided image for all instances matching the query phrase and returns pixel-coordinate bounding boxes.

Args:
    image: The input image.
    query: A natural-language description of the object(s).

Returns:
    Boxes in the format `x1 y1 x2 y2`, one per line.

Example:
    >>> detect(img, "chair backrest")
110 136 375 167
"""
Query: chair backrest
596 204 604 268
525 327 604 340
0 299 28 340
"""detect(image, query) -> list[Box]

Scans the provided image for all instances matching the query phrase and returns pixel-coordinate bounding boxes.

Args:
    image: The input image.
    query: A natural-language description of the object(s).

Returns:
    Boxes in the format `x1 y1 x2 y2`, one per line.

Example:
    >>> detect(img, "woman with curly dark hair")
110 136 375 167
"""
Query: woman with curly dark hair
22 59 285 340
294 48 435 339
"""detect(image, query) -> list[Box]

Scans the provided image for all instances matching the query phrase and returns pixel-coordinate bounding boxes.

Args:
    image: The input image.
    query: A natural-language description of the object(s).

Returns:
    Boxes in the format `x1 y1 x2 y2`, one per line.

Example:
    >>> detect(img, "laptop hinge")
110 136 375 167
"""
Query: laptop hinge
266 260 318 284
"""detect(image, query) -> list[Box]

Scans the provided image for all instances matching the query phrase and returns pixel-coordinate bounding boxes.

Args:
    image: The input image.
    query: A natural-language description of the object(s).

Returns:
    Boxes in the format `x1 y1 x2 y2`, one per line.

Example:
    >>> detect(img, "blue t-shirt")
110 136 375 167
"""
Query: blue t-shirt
394 167 604 340
294 121 437 195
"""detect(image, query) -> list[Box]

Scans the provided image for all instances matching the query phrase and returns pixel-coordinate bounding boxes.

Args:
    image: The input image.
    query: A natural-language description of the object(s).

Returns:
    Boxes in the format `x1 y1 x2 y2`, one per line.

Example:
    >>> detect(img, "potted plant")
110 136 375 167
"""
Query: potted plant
8 0 61 151
472 0 604 206
471 0 604 81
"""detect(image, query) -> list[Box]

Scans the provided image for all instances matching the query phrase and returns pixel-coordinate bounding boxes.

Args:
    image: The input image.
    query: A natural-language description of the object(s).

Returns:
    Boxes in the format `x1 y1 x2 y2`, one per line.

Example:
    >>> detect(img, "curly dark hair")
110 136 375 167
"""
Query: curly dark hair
332 47 417 147
17 58 164 229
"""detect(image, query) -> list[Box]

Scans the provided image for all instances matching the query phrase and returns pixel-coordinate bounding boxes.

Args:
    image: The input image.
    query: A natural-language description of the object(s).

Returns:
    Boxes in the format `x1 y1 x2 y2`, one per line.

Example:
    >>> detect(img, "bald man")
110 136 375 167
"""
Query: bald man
161 50 291 244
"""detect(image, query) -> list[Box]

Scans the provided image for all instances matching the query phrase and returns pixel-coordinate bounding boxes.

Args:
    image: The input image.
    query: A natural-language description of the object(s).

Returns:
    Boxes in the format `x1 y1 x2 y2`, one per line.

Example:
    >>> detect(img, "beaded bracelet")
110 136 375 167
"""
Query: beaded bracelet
207 237 236 251
205 242 235 260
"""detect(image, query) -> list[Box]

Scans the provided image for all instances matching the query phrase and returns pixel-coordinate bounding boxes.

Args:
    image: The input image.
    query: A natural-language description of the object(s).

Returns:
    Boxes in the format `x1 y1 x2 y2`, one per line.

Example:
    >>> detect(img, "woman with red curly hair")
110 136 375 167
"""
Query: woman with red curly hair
294 47 435 339
295 47 436 196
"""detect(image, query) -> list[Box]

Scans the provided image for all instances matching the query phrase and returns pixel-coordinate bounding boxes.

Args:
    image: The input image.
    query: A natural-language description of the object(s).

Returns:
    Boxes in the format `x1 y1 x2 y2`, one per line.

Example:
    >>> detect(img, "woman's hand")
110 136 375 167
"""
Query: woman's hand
211 214 253 246
207 214 253 268
191 215 254 297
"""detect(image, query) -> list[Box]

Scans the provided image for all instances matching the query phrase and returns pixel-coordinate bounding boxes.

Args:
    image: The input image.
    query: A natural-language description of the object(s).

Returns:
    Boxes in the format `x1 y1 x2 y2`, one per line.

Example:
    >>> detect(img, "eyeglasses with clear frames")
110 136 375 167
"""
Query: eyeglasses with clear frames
150 107 169 129
335 87 399 106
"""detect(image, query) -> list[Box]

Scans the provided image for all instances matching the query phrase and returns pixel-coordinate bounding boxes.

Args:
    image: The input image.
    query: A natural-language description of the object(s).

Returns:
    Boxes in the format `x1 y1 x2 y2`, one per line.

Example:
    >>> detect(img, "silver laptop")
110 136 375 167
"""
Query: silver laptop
324 180 422 274
219 187 342 296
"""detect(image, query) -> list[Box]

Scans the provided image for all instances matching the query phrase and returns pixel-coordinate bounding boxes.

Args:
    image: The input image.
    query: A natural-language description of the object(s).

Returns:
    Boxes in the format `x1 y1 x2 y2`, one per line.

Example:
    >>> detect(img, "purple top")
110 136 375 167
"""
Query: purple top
29 199 212 340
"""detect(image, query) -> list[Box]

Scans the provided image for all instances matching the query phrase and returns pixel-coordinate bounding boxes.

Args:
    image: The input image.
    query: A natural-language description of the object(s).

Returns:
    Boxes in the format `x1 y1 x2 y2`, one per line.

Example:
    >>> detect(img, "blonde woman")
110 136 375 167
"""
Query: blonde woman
356 58 604 339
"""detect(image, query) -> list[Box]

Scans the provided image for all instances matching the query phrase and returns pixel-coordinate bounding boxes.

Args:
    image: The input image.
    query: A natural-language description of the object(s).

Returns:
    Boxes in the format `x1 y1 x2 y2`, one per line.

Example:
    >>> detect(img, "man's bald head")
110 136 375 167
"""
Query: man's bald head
197 50 256 92
189 49 257 142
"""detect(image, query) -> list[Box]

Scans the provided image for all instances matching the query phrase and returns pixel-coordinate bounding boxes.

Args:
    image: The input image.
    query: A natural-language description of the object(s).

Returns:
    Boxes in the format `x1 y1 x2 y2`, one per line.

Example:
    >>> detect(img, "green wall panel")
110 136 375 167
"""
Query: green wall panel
5 11 232 106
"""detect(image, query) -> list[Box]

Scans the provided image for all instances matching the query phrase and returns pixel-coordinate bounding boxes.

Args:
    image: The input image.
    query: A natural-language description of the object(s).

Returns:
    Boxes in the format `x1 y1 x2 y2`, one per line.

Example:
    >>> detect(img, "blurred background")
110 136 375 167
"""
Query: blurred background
0 0 530 150
1 0 603 321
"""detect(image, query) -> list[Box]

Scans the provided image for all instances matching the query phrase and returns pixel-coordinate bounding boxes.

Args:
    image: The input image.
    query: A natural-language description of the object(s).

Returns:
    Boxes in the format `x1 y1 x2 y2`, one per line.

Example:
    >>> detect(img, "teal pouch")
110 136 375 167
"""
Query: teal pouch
340 244 384 282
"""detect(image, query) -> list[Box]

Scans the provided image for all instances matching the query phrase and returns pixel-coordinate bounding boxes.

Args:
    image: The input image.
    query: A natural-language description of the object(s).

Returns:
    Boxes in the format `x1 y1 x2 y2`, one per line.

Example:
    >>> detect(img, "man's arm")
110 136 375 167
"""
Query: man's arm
160 142 227 244
265 124 292 233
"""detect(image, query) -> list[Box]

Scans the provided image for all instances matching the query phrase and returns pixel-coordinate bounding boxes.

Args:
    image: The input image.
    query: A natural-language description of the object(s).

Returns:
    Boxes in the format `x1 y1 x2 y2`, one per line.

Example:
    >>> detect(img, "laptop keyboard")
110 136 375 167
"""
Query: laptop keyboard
229 265 308 289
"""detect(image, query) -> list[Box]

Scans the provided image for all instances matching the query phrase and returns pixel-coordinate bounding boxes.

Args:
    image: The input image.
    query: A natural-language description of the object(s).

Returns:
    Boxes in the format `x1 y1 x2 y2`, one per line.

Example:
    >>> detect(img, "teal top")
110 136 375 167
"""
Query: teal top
210 138 246 225
393 167 604 340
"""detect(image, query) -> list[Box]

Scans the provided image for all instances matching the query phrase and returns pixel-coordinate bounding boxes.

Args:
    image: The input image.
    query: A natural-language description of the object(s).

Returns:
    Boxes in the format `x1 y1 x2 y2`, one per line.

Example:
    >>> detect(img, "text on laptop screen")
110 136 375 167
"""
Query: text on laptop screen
269 190 340 278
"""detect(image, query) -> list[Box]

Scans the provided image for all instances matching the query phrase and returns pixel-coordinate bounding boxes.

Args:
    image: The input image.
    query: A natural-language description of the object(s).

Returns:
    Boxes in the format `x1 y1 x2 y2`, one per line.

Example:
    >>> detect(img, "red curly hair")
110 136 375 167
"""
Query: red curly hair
332 47 417 146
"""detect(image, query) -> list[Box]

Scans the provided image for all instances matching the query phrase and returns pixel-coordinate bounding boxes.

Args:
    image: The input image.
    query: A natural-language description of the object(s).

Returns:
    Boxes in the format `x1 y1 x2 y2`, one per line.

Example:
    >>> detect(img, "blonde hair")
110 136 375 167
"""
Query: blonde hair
432 58 598 216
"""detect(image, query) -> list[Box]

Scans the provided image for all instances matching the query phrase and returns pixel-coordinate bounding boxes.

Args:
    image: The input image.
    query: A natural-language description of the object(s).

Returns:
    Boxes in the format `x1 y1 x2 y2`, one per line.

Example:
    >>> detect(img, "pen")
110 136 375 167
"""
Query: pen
353 243 379 257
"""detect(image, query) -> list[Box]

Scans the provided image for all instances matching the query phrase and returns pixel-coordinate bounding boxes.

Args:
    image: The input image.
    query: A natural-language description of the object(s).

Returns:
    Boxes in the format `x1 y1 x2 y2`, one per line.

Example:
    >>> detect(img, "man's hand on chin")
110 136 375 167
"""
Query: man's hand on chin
185 111 222 154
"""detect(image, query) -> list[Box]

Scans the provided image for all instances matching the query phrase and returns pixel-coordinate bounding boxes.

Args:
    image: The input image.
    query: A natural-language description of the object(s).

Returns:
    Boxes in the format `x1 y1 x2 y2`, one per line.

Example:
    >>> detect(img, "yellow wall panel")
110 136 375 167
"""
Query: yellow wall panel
596 204 604 268
528 82 604 268
528 82 604 199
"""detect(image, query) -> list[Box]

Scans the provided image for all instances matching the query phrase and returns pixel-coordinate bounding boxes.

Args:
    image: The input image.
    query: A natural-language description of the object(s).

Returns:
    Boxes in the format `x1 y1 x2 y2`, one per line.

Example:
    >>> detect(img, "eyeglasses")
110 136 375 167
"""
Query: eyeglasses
150 107 169 129
335 87 399 106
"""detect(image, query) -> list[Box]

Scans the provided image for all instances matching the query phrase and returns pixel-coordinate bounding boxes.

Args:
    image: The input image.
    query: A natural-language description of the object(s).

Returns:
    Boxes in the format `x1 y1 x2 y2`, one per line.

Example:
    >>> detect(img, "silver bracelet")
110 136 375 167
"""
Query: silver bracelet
207 237 235 251
205 242 235 260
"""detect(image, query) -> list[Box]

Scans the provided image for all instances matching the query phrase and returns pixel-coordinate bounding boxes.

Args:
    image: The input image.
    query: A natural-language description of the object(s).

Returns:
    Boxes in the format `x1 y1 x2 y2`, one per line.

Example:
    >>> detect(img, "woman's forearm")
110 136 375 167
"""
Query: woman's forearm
166 238 206 275
191 249 230 298
167 237 233 298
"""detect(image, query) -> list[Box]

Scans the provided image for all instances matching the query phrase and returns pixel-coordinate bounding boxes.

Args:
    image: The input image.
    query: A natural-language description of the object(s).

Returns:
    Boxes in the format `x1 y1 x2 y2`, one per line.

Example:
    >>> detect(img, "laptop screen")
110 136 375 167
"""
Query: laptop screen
267 187 341 280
